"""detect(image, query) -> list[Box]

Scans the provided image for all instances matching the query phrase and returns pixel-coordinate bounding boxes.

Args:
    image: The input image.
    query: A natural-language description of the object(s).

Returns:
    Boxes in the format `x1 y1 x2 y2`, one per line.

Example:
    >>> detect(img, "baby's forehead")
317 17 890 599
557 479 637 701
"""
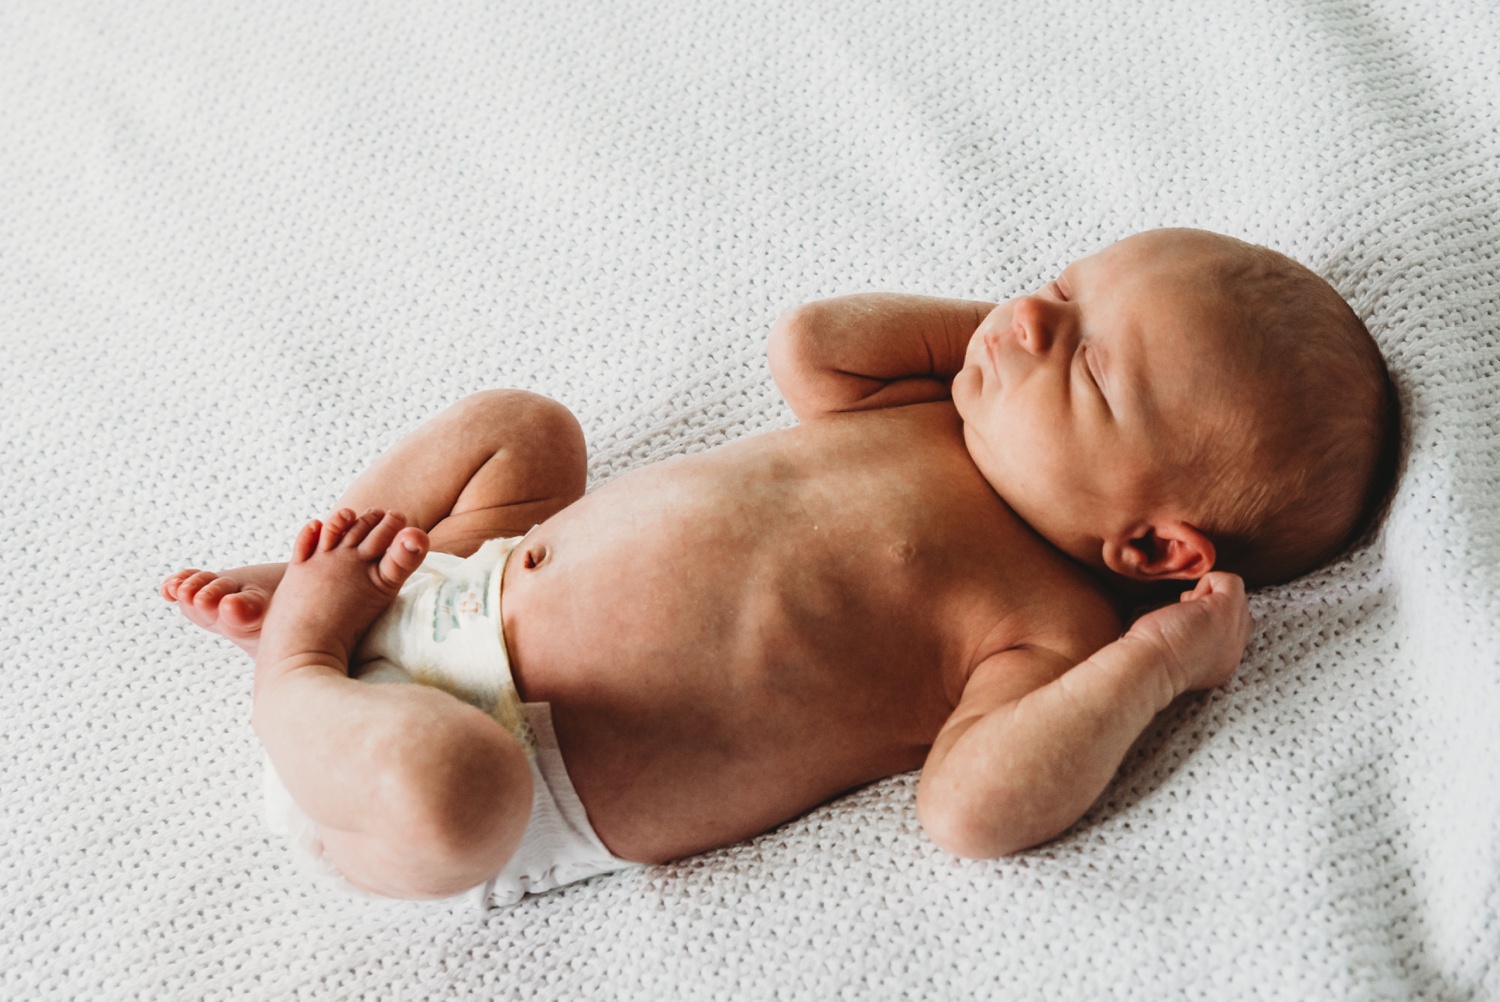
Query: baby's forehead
1069 245 1247 344
1071 230 1239 285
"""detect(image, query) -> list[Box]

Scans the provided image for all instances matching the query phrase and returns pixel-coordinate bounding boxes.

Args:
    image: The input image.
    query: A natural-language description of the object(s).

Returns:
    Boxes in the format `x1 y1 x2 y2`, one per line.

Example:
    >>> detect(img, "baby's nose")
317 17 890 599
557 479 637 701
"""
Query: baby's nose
1011 296 1055 355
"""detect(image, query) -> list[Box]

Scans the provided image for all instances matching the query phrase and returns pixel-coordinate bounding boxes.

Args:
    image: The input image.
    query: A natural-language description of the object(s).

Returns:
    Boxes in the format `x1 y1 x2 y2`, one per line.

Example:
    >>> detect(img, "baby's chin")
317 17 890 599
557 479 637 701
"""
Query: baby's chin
949 362 982 419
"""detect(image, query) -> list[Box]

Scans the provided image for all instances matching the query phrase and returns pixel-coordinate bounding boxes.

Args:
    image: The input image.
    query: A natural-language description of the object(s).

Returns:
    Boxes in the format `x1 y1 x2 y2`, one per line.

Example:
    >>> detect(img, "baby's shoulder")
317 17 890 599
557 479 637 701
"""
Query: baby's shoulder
1031 586 1122 664
999 550 1123 665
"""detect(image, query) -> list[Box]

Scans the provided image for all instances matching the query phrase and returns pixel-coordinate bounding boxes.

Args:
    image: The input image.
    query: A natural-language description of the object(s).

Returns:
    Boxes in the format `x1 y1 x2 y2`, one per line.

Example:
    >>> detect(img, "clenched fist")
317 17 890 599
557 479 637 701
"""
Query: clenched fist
1124 572 1251 698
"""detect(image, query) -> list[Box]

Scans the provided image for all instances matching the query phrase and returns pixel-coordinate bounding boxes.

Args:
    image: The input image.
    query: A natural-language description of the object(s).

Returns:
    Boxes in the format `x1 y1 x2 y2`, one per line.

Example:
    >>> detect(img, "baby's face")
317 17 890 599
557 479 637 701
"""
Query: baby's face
952 230 1253 570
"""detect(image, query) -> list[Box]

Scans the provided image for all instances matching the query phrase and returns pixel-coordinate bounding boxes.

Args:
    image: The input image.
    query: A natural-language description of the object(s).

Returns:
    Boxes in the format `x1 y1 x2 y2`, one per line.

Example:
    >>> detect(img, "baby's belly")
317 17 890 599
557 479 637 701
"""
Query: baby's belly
495 471 957 862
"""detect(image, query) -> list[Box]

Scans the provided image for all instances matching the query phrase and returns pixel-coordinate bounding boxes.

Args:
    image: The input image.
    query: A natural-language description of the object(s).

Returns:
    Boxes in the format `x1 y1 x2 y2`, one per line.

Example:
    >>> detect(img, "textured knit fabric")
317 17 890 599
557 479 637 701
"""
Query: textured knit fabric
2 1 1497 999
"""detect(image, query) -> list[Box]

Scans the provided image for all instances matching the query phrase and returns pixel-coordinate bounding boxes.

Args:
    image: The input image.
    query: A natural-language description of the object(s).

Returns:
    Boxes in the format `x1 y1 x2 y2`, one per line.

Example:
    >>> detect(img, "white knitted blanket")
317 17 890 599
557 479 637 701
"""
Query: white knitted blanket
3 1 1496 998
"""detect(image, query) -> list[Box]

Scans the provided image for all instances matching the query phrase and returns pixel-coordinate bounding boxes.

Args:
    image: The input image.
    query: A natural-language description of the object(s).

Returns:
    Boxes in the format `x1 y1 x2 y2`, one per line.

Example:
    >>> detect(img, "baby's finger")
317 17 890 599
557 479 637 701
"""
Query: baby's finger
1203 574 1251 640
1217 572 1247 605
1181 575 1215 603
1200 571 1245 600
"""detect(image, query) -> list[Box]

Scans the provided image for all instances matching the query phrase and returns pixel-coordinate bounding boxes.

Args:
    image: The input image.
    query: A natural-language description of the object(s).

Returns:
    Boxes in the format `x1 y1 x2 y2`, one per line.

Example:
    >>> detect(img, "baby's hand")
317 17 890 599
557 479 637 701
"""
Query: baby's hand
1124 572 1251 697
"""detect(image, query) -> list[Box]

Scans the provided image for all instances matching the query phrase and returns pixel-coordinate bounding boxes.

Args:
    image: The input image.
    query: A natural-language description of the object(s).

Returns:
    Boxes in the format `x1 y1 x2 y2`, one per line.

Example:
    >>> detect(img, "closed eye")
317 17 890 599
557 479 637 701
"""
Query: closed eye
1049 281 1067 301
1081 344 1110 411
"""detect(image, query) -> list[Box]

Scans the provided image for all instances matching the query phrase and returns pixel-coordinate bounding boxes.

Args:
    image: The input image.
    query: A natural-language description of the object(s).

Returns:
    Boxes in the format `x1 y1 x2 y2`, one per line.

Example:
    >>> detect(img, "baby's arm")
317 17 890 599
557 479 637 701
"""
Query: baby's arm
767 293 996 420
917 573 1250 858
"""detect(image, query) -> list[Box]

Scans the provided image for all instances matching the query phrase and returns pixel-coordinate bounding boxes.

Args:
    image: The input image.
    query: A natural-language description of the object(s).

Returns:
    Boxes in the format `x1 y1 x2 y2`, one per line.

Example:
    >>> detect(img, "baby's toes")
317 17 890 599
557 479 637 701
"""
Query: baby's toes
319 508 359 550
161 568 199 601
338 508 387 549
175 570 219 605
192 576 240 611
289 519 322 563
356 511 407 560
375 527 429 589
219 588 268 631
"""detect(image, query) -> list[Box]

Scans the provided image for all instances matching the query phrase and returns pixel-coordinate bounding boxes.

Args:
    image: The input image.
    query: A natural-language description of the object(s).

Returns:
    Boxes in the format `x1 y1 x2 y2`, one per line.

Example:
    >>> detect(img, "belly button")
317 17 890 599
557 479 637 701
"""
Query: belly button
522 543 550 569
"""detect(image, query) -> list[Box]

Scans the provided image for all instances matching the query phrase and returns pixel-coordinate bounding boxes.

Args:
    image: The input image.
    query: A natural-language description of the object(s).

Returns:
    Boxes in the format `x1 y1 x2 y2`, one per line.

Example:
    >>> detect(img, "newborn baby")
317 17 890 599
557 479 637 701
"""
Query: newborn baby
162 228 1397 904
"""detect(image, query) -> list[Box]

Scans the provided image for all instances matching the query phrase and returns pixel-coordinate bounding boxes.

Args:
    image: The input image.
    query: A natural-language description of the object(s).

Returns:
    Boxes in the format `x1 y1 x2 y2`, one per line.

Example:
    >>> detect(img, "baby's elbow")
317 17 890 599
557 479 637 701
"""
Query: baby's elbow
767 303 836 419
766 304 816 377
918 787 1061 861
921 810 1033 861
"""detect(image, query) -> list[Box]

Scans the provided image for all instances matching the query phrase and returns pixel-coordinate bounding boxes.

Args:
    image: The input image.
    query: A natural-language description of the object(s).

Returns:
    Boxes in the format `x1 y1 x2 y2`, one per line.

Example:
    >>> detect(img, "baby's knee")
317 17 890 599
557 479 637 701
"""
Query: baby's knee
452 389 581 445
459 389 584 477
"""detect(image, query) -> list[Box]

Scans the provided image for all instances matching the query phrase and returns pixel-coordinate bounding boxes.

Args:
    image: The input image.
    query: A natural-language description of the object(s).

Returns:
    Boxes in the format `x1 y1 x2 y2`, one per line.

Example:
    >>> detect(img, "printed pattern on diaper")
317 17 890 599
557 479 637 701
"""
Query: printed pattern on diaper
433 571 491 643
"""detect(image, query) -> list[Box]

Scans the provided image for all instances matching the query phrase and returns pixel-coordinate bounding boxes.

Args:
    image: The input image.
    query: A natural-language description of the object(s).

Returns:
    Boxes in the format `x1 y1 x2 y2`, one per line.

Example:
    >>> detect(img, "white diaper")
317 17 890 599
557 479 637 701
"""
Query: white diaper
262 536 637 907
477 700 640 908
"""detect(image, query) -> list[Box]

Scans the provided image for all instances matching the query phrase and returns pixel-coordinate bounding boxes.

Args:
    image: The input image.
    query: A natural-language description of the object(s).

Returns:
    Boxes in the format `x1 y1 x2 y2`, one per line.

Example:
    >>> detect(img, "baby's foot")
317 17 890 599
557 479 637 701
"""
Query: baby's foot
161 567 277 656
254 508 429 680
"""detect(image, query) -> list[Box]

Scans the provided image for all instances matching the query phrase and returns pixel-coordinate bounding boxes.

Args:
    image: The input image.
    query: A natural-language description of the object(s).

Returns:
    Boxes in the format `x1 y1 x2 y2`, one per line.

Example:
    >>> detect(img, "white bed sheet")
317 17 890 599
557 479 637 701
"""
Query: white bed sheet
2 1 1497 998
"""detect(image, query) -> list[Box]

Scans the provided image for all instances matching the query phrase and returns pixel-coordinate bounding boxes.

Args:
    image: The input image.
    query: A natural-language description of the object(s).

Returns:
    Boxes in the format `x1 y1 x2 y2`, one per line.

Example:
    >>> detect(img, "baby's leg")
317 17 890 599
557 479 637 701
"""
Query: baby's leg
255 508 533 899
163 390 587 653
160 563 284 654
337 388 587 556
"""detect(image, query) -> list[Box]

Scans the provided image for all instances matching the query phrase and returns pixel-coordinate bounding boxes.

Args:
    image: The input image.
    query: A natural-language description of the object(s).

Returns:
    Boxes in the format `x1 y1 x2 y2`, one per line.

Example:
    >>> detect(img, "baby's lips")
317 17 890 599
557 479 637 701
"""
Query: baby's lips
982 333 1002 384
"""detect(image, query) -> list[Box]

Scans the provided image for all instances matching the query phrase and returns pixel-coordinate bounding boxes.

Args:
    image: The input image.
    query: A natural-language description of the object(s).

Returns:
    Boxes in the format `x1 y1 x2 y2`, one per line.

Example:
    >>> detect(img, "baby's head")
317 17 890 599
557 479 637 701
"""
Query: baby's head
953 228 1398 589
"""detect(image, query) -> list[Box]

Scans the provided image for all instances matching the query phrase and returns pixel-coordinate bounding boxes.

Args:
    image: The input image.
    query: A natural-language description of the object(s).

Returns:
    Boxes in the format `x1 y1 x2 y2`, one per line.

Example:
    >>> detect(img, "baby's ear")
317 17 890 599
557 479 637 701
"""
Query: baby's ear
1103 521 1215 581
